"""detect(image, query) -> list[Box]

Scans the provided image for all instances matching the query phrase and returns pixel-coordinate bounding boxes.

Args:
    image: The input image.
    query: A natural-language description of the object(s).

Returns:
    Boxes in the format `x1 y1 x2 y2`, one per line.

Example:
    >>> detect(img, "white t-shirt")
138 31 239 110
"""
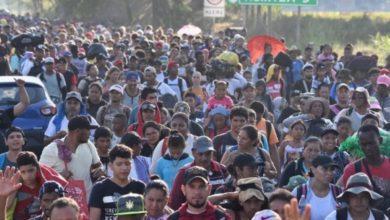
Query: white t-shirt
156 72 165 82
308 192 335 220
164 77 188 101
149 134 195 174
44 114 100 142
325 209 388 220
149 82 177 97
39 139 101 199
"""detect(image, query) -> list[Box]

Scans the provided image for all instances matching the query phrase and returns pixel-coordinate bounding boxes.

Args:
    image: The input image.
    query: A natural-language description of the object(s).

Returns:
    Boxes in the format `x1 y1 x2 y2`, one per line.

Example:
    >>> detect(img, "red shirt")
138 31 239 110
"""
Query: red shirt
168 201 231 220
168 161 228 210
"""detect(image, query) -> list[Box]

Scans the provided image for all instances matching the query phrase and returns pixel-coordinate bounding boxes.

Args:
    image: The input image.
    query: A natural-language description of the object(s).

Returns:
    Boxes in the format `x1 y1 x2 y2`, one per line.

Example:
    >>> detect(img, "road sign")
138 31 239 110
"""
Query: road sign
238 0 317 6
204 0 225 17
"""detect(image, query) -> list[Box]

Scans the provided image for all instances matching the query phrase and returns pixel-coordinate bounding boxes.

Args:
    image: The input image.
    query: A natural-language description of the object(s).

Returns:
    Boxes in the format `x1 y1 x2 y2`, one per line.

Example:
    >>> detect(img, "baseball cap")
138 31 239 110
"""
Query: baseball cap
377 74 390 87
126 71 139 81
44 57 55 64
144 66 156 74
65 91 82 103
63 51 72 57
184 166 209 185
237 177 266 202
192 136 215 153
252 210 282 220
302 63 314 71
320 128 339 137
109 84 124 95
141 102 157 111
115 193 147 216
159 55 169 66
233 153 261 168
284 175 307 191
68 115 92 131
242 82 255 90
39 181 65 199
336 83 349 91
312 155 339 169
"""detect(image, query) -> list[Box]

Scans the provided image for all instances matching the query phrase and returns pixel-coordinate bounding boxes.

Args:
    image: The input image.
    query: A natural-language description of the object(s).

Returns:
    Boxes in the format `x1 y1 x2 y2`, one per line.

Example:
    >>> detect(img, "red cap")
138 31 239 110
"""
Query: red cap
167 60 177 70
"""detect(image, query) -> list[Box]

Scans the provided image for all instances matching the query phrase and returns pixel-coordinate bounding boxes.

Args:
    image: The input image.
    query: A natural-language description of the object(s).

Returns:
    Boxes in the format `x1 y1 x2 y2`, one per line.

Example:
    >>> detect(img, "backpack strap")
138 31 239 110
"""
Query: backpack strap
354 159 362 173
371 208 385 220
346 107 354 116
214 209 227 220
296 183 307 201
330 184 343 201
336 206 349 220
161 137 169 156
166 211 180 220
178 78 184 99
56 73 67 100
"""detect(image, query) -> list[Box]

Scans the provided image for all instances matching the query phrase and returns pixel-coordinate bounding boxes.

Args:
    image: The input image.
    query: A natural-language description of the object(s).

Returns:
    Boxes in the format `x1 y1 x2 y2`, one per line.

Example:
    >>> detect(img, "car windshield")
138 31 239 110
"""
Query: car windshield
0 83 46 105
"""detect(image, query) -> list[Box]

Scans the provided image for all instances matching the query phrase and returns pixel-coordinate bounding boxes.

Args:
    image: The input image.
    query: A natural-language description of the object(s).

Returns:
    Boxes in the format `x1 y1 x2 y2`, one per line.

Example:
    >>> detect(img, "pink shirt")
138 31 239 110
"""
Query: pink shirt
207 96 234 111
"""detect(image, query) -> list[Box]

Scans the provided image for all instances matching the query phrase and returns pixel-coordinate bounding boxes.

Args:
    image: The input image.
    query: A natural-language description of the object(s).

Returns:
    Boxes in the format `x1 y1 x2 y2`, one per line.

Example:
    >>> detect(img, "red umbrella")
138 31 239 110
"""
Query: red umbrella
247 35 287 64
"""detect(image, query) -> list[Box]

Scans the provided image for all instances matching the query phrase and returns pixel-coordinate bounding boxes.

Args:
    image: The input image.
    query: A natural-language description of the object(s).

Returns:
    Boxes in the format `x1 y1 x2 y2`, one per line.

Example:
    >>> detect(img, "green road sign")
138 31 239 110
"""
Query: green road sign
238 0 318 6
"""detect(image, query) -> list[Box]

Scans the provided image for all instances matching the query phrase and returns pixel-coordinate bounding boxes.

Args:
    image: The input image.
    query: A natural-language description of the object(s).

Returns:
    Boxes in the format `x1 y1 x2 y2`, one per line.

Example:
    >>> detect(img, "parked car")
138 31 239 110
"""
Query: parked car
0 76 56 157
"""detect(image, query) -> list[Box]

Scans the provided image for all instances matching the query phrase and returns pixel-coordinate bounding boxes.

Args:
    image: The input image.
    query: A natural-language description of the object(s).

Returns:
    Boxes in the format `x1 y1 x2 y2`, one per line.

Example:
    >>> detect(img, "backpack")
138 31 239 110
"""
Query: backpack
336 207 385 220
39 72 67 101
167 208 226 220
98 104 130 125
164 77 184 99
295 183 342 202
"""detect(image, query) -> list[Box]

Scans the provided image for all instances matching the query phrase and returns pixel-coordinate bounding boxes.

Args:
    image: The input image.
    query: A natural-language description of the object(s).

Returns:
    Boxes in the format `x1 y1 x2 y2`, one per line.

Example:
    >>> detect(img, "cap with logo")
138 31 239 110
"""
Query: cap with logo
115 193 147 216
184 166 209 185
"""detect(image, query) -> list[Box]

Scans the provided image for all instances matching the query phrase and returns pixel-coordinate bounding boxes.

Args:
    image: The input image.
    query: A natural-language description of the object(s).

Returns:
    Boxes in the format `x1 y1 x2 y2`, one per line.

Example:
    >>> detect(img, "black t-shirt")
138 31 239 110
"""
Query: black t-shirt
88 178 145 220
213 131 237 161
86 98 107 119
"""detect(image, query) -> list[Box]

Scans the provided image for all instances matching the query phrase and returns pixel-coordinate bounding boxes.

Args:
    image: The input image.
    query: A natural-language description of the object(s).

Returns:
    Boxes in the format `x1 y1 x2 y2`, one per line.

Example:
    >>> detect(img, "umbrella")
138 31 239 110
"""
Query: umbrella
177 24 202 36
247 35 287 64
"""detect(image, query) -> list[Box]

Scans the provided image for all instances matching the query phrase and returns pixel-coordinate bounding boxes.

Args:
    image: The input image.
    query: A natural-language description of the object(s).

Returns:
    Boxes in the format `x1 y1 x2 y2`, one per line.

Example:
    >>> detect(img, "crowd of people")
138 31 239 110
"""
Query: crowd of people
0 12 390 220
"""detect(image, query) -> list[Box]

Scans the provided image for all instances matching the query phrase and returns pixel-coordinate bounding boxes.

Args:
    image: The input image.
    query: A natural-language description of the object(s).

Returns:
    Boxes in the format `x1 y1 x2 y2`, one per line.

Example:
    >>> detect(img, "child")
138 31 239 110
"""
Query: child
243 70 253 82
320 128 350 184
204 106 230 139
155 131 193 191
279 120 305 172
205 80 234 117
94 126 113 176
266 64 285 100
336 116 353 145
120 131 151 184
310 62 331 94
183 92 204 122
10 151 67 220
